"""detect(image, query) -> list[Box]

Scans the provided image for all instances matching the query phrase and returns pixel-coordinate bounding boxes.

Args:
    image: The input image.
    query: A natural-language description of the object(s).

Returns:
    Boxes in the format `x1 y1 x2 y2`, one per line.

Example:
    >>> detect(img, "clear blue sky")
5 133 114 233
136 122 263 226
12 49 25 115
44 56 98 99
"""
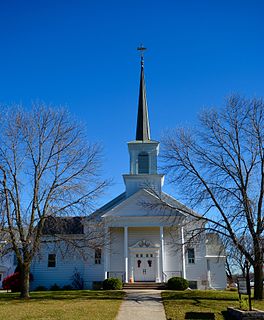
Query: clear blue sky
0 1 264 207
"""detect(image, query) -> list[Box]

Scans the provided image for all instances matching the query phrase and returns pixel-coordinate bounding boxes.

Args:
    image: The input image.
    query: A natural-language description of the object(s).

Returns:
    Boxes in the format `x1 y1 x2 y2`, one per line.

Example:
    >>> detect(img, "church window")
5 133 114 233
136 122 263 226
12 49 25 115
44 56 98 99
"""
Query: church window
95 248 101 264
187 248 195 264
48 254 56 267
147 260 152 267
138 152 149 174
137 260 142 268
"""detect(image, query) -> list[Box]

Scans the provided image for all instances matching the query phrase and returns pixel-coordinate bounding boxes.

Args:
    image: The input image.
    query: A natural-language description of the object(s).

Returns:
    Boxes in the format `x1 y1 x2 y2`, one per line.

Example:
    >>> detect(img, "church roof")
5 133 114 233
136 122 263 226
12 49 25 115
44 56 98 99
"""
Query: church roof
42 216 84 235
136 56 151 141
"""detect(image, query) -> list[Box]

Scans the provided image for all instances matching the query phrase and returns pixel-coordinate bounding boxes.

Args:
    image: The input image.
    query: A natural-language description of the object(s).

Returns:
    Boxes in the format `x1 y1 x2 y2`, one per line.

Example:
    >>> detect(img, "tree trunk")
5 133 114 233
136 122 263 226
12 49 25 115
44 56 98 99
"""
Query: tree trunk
20 263 30 299
253 261 263 300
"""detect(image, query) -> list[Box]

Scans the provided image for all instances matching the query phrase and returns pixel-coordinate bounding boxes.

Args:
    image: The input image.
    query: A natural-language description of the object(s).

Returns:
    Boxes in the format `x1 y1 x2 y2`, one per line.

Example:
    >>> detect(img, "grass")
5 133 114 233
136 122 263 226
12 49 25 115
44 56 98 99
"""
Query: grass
162 290 264 320
0 290 125 320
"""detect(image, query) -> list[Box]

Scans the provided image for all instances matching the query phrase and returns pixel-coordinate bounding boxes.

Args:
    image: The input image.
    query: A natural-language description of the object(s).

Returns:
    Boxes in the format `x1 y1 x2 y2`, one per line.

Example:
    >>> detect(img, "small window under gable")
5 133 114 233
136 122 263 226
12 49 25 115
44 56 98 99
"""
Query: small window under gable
138 152 149 174
95 248 101 265
48 254 56 268
187 248 195 264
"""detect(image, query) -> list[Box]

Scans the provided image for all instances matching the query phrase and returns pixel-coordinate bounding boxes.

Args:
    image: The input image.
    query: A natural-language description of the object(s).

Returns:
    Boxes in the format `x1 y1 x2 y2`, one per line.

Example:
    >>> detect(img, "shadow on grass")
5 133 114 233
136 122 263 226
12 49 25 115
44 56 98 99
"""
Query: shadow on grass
0 290 125 303
185 312 215 319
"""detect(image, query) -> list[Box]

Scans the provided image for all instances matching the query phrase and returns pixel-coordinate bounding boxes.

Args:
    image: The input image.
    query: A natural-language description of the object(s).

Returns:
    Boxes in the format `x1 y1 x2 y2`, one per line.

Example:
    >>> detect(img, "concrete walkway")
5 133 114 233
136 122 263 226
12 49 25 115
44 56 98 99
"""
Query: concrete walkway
116 290 166 320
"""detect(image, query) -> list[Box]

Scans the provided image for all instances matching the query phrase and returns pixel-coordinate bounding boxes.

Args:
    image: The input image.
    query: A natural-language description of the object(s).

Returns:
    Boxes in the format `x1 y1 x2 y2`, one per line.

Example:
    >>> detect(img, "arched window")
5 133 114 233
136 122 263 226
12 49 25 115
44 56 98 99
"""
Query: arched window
138 152 149 174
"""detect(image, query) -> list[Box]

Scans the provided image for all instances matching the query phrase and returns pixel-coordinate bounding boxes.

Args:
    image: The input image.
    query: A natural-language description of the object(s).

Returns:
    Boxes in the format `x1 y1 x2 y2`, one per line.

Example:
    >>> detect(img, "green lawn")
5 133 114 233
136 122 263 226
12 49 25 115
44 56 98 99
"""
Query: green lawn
162 290 264 320
0 290 125 320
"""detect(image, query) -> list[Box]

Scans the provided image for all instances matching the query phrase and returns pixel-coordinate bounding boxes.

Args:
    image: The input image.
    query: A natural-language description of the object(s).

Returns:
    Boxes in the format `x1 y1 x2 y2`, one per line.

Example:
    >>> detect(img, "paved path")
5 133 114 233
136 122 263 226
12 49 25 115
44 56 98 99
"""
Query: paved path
116 290 166 320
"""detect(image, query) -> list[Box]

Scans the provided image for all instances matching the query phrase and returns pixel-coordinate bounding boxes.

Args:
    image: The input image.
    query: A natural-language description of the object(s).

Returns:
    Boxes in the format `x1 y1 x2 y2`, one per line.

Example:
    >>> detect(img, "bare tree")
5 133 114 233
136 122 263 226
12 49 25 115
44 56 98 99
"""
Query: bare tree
162 95 264 299
0 104 107 298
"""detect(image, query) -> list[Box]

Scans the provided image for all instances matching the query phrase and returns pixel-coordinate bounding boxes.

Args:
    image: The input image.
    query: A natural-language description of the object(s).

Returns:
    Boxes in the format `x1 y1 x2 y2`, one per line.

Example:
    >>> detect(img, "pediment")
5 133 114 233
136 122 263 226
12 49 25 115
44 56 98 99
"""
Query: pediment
102 188 177 218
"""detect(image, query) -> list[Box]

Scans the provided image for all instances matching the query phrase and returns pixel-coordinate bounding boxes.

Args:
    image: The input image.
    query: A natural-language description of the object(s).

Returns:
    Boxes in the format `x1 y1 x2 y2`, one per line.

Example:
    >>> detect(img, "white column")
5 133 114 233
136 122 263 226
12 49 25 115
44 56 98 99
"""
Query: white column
156 252 160 282
124 226 128 283
181 226 186 279
104 226 110 279
160 226 164 282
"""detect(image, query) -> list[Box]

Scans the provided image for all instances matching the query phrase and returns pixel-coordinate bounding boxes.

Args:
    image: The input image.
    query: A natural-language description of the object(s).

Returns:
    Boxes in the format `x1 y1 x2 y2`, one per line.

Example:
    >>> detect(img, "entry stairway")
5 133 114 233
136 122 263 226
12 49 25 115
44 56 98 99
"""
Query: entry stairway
123 282 167 290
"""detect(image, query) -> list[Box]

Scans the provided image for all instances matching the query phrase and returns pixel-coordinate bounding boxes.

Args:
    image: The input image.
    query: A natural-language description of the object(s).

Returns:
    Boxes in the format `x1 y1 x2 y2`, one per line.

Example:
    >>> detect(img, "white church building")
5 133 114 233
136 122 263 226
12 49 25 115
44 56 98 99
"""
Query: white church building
30 56 226 291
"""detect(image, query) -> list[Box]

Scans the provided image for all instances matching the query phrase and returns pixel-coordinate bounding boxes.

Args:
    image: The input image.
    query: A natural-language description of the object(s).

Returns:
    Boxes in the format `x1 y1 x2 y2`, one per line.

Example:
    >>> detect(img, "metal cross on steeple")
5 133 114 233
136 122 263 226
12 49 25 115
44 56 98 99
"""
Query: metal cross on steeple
137 44 147 68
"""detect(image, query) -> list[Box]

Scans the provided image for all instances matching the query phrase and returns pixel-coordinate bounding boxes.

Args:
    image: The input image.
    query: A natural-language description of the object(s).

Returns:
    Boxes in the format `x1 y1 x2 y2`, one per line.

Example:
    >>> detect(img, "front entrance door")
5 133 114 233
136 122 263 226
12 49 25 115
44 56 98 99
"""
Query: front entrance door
134 253 155 282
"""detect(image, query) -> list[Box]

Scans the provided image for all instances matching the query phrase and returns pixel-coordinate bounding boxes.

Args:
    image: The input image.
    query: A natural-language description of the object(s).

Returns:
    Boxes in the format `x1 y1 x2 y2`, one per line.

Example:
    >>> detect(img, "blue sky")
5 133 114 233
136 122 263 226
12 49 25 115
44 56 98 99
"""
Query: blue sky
0 1 264 207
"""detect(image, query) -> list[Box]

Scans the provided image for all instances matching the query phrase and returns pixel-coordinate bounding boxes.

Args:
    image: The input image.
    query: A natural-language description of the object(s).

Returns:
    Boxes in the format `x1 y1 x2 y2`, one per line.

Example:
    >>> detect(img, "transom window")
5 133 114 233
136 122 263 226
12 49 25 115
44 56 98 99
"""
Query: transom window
187 248 195 264
48 254 56 268
138 152 149 174
95 248 101 264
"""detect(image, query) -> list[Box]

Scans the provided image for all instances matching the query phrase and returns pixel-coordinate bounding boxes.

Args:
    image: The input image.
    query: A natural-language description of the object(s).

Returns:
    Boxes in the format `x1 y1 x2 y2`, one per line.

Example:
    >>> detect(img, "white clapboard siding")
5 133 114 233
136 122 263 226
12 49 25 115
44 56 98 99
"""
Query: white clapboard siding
164 227 182 275
208 257 226 289
109 227 124 272
127 227 160 247
31 242 85 290
83 248 105 289
185 242 208 285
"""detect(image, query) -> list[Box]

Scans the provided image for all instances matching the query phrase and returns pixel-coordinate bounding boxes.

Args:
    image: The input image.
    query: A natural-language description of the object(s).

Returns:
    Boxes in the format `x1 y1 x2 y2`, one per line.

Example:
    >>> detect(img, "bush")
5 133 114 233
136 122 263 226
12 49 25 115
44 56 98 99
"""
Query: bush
103 278 122 290
2 272 21 292
2 272 33 292
167 277 189 290
50 283 61 291
34 285 47 291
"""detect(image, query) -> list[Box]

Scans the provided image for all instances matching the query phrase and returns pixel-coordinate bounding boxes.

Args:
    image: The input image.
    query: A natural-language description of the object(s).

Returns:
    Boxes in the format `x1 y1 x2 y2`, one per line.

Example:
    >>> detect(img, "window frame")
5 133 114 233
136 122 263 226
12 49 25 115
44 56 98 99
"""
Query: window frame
187 248 195 264
94 248 102 265
48 253 56 268
138 152 149 174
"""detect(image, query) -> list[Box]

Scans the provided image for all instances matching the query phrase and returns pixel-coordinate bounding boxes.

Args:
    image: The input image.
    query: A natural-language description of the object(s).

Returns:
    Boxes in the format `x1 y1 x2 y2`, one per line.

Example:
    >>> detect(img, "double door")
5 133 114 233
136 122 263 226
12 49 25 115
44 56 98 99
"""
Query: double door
133 252 155 282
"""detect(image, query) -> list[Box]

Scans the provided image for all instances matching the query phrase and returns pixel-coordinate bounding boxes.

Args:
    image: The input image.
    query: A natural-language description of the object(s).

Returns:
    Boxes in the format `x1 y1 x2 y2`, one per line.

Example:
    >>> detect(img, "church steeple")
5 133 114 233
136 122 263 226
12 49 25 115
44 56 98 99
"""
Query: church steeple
136 47 150 141
123 47 165 197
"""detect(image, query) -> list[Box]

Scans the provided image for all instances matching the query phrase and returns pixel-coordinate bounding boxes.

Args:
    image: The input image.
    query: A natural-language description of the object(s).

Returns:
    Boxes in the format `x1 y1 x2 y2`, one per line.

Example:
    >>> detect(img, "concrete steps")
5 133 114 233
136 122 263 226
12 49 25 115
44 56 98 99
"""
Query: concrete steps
123 282 167 290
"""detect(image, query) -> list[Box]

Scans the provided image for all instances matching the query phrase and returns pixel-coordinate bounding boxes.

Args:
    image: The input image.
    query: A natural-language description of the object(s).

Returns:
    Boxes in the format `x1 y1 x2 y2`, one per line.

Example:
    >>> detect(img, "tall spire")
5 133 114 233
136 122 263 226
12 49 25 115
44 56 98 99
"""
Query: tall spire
136 45 150 141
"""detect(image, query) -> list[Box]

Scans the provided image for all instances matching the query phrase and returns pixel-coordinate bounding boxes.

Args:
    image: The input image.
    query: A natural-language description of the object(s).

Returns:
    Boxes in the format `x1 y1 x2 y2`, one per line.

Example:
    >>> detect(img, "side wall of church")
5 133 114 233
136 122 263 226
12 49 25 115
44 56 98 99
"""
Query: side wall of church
31 242 99 290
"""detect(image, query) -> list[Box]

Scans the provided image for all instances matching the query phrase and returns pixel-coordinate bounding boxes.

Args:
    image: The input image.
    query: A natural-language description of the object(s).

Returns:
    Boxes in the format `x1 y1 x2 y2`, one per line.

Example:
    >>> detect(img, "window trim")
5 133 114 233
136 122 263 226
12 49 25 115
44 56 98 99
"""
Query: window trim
138 152 149 174
48 253 56 268
94 248 101 265
187 248 195 264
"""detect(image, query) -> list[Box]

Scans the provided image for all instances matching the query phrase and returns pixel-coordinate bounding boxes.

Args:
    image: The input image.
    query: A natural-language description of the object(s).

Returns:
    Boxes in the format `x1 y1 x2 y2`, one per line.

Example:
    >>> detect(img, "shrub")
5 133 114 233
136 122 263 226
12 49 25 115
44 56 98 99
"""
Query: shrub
2 272 21 292
34 285 47 291
2 272 33 292
50 283 61 291
103 278 122 290
167 277 189 290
